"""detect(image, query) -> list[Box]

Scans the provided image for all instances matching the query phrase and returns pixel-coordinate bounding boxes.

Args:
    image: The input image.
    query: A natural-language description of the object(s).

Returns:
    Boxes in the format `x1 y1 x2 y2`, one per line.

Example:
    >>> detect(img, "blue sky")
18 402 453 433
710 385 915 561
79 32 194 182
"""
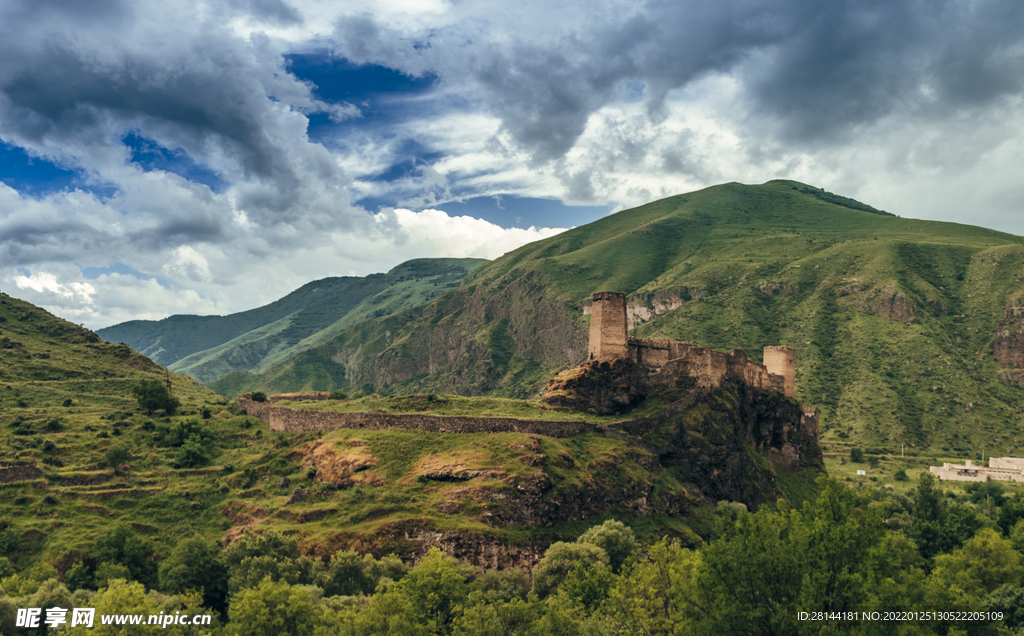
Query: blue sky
1 0 1023 328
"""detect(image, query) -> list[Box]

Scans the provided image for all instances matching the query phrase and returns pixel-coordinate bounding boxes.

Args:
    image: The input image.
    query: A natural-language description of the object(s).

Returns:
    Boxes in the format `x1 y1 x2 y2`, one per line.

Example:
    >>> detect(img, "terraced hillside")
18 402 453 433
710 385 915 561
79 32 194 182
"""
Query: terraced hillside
212 181 1024 459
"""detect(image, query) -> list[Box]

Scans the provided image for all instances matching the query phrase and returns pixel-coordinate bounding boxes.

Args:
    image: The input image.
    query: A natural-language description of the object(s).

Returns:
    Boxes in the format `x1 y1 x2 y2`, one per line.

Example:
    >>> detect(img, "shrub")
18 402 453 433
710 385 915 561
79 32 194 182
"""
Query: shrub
200 407 212 419
44 418 62 432
41 440 56 453
895 468 909 482
167 418 210 447
62 398 73 407
251 392 268 403
328 390 347 400
104 445 131 472
130 379 179 415
174 435 210 468
850 448 864 463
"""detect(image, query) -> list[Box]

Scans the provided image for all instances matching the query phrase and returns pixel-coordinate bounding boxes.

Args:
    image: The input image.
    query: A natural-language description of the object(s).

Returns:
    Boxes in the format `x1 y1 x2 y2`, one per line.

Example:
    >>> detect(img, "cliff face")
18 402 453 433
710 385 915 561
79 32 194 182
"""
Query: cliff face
540 354 822 509
996 301 1024 368
613 382 822 508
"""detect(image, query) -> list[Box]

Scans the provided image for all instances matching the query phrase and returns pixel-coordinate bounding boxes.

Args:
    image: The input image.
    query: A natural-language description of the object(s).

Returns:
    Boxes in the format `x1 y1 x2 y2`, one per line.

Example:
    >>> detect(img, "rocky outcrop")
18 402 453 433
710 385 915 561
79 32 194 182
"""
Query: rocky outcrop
612 382 822 508
868 287 915 323
996 302 1024 367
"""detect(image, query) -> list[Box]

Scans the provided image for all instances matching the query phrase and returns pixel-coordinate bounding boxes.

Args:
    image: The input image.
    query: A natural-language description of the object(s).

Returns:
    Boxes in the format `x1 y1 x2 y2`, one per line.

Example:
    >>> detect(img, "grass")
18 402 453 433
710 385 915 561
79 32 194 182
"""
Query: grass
0 291 732 576
276 394 626 424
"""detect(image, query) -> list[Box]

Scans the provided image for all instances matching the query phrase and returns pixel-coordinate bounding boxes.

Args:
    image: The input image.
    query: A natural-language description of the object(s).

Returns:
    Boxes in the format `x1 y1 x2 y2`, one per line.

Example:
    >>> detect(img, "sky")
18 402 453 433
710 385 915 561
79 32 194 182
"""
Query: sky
1 0 1023 330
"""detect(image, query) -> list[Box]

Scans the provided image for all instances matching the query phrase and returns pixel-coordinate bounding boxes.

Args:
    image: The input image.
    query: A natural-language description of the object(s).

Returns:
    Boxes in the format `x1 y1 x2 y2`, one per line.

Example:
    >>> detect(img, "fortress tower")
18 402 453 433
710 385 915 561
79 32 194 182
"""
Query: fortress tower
589 292 628 360
763 346 796 398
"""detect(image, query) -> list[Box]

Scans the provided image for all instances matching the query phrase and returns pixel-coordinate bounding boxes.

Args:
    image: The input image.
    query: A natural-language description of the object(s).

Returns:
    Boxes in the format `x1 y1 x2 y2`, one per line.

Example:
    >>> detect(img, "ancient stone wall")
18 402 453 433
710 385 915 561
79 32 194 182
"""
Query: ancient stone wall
627 338 787 396
588 292 628 360
239 397 592 438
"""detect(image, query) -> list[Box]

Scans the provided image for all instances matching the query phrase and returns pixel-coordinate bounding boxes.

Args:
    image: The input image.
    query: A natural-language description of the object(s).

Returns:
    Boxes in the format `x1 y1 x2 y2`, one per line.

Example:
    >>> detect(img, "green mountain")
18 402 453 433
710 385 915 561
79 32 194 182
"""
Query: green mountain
213 180 1024 458
97 258 486 383
1 289 817 583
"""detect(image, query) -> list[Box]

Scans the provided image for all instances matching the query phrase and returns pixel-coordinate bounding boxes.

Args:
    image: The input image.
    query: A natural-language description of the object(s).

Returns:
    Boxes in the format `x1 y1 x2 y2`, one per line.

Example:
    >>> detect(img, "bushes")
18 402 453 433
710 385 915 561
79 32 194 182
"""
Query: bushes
131 379 180 415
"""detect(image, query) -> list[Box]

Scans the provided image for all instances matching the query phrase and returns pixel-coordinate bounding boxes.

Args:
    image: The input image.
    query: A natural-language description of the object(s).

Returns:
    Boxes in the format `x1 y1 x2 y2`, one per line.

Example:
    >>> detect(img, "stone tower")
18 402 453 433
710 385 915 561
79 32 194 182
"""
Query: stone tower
588 292 628 360
763 346 796 398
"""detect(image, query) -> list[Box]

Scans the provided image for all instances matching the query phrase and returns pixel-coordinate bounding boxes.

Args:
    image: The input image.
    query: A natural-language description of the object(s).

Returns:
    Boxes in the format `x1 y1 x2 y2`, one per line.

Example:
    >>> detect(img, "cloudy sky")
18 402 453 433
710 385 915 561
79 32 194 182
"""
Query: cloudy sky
2 0 1023 329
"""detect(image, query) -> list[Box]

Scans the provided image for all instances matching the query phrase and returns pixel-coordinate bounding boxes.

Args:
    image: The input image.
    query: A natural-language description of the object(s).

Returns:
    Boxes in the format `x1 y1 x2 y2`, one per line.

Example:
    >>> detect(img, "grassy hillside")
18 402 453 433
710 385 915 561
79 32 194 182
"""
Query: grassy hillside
0 291 716 581
217 181 1024 459
99 258 485 383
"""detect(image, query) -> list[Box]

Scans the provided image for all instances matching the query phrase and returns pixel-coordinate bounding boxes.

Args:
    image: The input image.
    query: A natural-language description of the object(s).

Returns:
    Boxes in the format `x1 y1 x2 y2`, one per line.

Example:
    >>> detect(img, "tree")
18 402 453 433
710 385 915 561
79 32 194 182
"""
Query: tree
228 577 319 636
532 542 608 598
577 519 639 574
93 525 158 589
158 537 228 612
603 538 702 636
385 548 473 635
323 550 372 597
849 448 864 463
104 445 131 473
131 379 179 416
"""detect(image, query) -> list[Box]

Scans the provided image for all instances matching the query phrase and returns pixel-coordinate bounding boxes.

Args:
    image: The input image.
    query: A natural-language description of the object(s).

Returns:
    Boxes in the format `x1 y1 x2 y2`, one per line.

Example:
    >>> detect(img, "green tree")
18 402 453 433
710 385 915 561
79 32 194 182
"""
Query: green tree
849 448 864 463
323 550 372 597
384 548 473 635
577 519 639 574
93 525 158 589
222 531 322 595
228 577 319 636
167 418 210 446
131 379 179 415
158 537 228 612
104 444 132 473
699 501 804 635
603 538 702 635
174 435 210 468
473 568 530 603
532 542 608 598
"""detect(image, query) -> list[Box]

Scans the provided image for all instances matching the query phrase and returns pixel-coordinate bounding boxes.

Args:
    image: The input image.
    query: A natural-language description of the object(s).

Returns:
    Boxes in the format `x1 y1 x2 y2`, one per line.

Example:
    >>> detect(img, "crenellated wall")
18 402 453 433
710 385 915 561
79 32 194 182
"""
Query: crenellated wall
238 394 593 438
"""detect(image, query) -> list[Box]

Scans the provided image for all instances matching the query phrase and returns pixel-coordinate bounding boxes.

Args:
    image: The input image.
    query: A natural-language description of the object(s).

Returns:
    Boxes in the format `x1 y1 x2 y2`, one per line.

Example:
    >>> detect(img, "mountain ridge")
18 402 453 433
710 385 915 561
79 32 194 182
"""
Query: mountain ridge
209 180 1024 458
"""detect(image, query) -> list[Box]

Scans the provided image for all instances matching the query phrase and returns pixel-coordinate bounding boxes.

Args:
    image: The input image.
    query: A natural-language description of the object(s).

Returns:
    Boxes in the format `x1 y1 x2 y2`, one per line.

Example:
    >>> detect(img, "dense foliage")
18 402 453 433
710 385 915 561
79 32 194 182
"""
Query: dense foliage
5 476 1024 635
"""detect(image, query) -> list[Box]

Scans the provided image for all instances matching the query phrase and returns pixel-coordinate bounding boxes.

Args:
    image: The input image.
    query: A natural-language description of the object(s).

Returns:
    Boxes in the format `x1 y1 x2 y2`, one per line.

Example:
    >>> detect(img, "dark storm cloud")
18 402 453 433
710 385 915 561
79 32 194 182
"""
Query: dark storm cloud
337 0 1024 160
744 0 1024 142
226 0 301 25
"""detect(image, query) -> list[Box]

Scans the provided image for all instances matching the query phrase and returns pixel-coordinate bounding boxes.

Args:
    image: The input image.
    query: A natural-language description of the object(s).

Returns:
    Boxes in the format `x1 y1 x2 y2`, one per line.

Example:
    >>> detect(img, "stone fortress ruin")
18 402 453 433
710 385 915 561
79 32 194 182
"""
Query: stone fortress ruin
586 291 797 398
541 291 811 419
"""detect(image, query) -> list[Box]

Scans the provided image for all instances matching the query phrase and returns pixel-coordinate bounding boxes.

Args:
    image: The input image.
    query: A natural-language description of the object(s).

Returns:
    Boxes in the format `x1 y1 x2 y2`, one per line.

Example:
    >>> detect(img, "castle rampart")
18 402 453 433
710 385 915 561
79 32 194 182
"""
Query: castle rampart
238 394 593 438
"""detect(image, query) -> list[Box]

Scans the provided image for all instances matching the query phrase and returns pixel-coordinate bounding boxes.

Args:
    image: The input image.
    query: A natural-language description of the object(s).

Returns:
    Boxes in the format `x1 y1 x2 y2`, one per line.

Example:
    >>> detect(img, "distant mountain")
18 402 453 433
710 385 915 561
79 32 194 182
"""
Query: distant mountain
211 180 1024 458
98 258 486 383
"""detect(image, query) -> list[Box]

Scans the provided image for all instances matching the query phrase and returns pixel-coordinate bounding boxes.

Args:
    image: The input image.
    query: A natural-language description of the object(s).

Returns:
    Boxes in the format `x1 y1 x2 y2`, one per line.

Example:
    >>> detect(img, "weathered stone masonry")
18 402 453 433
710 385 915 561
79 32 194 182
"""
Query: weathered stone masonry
239 394 593 438
589 291 797 398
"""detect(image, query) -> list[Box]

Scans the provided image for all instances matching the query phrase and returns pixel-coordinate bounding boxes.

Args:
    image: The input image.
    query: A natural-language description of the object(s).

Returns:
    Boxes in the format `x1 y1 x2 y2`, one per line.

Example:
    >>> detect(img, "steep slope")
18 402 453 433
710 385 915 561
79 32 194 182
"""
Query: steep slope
217 181 1024 458
98 258 485 380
